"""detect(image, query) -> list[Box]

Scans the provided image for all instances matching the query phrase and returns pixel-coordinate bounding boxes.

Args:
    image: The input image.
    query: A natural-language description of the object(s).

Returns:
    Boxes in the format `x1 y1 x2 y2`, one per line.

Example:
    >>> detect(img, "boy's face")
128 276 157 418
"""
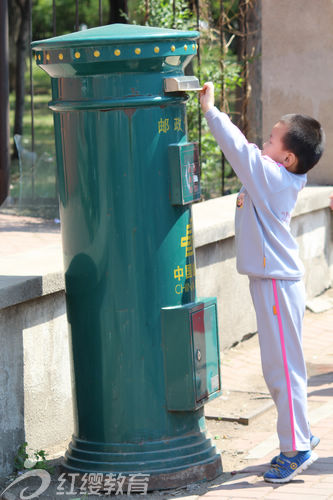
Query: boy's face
262 121 290 165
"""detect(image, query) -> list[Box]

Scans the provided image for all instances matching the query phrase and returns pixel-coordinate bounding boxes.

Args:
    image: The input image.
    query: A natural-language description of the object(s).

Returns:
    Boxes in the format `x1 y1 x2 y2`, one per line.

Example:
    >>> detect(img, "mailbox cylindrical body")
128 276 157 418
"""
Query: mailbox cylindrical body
32 24 222 488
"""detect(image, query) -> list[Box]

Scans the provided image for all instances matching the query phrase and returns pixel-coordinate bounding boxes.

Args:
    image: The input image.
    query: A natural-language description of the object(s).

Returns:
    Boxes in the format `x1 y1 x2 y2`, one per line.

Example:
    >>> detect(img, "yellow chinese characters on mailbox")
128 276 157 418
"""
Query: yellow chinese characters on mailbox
173 218 196 295
158 117 183 134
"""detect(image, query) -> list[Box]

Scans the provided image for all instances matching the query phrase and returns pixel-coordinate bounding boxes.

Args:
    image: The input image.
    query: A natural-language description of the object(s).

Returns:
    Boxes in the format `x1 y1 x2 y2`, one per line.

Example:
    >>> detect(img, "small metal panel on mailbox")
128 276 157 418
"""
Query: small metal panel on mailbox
169 142 201 205
192 303 221 403
162 297 221 412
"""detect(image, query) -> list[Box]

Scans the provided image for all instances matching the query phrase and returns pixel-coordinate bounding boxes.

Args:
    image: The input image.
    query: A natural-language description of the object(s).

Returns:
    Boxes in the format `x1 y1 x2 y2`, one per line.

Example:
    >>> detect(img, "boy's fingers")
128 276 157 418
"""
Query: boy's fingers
200 82 213 96
205 81 214 91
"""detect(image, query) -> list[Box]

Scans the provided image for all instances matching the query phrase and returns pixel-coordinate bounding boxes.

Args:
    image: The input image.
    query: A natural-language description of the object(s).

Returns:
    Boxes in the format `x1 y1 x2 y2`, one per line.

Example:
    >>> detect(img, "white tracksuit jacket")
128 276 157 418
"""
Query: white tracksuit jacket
205 107 307 279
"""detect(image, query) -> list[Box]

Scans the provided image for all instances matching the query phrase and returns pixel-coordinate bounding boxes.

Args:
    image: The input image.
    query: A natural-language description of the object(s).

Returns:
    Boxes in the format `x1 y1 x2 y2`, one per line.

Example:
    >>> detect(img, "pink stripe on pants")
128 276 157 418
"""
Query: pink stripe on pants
272 278 296 451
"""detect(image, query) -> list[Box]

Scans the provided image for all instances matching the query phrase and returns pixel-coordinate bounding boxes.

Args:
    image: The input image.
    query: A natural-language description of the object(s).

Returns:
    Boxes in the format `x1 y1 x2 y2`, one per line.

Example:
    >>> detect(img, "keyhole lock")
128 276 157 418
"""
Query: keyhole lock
196 349 202 362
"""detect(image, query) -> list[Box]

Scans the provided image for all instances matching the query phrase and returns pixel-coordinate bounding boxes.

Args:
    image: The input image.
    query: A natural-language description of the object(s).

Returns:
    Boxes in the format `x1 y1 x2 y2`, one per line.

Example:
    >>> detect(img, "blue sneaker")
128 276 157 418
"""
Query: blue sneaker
264 450 318 483
270 434 320 465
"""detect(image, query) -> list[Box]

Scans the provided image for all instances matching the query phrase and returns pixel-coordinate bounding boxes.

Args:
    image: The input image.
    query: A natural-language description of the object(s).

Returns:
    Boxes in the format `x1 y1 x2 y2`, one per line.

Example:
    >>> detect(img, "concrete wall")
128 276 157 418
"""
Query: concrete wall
261 0 333 185
0 290 72 477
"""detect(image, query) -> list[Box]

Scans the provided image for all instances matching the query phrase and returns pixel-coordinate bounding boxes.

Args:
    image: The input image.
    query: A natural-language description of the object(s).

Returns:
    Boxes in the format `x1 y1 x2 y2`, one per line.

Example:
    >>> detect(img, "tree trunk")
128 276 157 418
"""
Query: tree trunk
0 0 10 204
13 0 30 143
235 0 249 136
8 0 20 93
246 0 262 145
108 0 128 24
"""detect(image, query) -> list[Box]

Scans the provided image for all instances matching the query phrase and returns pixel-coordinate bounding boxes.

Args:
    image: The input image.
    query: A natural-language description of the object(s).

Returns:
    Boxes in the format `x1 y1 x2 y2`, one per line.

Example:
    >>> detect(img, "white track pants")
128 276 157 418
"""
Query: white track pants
249 277 310 452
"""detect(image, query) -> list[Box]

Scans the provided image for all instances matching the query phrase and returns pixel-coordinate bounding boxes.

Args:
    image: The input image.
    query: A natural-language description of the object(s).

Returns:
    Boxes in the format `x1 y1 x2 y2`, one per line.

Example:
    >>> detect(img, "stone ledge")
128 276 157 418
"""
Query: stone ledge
192 194 237 248
0 213 64 311
0 185 331 311
193 185 333 248
292 185 333 216
0 272 65 310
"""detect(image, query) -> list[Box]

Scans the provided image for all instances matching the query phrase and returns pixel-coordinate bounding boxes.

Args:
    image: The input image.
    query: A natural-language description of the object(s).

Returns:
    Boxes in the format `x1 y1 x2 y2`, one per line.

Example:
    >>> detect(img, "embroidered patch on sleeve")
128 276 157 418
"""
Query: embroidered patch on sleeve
237 193 245 208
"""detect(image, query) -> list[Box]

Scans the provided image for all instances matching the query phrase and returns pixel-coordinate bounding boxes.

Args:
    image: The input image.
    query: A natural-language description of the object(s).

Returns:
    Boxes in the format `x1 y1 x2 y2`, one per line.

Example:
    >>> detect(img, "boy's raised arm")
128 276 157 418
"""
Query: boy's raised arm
200 82 270 201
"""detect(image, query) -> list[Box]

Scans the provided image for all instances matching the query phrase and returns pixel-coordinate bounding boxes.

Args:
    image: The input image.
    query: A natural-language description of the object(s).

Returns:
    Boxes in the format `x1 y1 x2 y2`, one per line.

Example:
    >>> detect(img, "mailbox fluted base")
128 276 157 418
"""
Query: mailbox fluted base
146 455 222 490
62 432 222 490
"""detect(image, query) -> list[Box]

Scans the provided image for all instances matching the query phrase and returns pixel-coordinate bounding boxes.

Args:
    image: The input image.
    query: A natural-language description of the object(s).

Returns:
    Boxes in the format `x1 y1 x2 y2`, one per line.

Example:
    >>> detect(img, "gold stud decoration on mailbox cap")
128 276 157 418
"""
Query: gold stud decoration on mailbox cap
31 24 200 80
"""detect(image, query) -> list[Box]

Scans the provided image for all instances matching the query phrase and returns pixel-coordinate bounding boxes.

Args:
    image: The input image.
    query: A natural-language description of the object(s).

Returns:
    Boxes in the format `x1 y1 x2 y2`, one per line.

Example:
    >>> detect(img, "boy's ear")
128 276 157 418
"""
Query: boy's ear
284 151 298 170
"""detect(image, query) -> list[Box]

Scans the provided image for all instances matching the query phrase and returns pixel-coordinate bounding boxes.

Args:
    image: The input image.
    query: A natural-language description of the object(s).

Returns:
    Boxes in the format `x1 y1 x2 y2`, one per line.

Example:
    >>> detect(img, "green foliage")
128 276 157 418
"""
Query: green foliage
129 0 243 197
187 39 243 197
211 0 240 22
129 0 195 29
32 449 54 472
22 0 247 201
13 442 54 474
32 0 109 40
25 56 51 92
13 442 29 471
145 0 193 29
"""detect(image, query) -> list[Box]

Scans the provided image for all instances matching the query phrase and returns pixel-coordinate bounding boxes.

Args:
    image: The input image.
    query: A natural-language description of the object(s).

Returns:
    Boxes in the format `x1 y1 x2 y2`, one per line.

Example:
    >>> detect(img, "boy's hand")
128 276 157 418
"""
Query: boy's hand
200 82 215 114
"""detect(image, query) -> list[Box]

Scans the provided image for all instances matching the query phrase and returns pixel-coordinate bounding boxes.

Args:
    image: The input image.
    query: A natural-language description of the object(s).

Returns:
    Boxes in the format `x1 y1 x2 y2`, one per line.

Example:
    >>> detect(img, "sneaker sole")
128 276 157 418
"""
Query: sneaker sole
270 436 320 465
264 452 318 484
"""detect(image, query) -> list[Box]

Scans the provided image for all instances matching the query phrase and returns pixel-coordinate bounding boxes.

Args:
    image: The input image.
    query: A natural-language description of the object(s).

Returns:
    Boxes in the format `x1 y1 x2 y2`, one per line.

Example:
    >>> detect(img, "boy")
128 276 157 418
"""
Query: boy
200 82 325 483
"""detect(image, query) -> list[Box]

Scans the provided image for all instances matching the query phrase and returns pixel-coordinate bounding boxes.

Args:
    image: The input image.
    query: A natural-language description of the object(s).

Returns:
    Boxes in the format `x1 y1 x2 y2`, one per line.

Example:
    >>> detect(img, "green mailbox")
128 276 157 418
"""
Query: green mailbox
32 24 222 490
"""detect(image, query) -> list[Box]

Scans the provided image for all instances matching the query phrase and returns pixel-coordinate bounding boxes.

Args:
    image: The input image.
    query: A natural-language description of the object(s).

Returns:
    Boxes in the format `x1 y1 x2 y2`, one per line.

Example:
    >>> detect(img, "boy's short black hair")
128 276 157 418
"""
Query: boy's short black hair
280 114 325 174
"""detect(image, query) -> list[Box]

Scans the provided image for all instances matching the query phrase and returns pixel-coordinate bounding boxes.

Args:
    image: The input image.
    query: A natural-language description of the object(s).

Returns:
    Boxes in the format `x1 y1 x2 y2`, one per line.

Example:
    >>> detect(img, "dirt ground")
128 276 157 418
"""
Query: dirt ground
0 409 278 499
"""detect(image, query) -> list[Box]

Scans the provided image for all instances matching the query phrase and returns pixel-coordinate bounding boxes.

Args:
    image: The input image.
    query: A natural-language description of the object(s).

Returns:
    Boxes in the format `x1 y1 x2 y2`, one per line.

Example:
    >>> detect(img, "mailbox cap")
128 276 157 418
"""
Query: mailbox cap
31 24 200 76
32 23 200 49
